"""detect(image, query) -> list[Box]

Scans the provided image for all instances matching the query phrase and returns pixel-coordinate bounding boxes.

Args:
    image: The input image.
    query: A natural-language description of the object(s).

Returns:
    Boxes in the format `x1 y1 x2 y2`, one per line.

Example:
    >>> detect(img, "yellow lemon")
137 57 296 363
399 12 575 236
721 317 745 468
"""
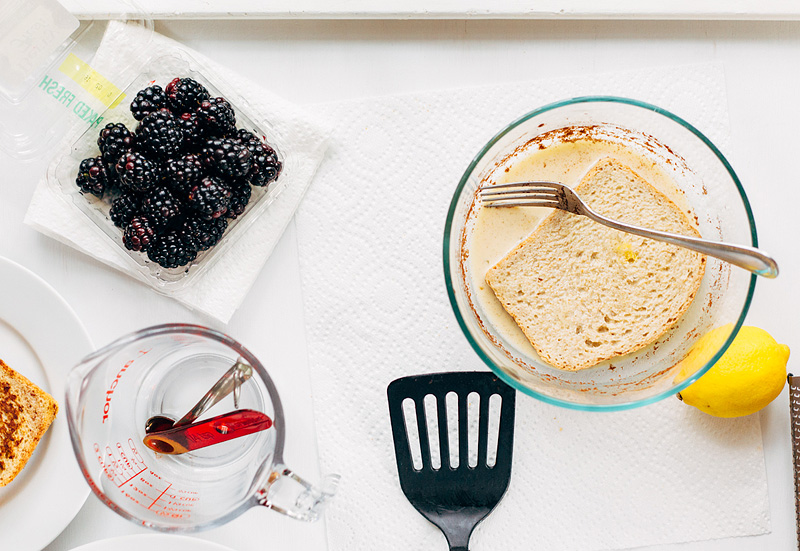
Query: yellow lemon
675 324 790 418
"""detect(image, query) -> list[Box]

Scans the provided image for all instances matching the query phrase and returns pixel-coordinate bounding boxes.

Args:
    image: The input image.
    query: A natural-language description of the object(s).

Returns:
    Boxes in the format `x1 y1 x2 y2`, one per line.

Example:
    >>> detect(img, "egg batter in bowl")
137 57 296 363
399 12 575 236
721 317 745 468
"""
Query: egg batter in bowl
444 97 757 410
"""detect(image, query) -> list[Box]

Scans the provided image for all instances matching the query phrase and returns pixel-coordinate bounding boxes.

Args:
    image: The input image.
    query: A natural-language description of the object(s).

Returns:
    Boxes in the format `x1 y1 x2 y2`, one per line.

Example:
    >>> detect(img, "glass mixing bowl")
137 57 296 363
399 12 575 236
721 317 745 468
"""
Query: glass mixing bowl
444 96 757 411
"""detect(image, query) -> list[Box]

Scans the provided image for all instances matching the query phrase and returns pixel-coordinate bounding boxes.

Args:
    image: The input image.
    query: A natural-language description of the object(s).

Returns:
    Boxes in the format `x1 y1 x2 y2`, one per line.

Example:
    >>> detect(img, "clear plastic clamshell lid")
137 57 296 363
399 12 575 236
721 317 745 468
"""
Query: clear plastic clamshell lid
0 0 153 160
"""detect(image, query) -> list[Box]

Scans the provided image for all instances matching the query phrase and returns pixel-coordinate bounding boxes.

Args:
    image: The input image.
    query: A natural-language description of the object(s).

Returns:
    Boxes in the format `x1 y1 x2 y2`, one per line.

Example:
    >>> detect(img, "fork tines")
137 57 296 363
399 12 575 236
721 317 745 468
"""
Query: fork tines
479 181 564 208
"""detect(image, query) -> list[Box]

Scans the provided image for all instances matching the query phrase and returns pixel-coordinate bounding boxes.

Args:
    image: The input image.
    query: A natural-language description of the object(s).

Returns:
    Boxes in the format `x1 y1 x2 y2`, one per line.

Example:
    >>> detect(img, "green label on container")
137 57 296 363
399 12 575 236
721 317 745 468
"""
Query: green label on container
37 73 105 129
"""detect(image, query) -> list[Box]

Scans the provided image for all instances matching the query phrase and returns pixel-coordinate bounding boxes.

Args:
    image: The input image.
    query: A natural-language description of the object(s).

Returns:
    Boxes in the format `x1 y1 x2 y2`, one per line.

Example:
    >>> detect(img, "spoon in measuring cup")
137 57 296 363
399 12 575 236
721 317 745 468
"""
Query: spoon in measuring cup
144 408 273 455
145 360 254 434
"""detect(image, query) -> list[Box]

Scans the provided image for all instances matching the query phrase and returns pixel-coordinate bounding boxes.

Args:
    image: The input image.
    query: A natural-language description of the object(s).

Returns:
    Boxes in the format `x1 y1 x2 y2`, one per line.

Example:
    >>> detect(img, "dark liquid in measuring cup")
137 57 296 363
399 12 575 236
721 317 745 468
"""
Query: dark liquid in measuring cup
145 415 175 434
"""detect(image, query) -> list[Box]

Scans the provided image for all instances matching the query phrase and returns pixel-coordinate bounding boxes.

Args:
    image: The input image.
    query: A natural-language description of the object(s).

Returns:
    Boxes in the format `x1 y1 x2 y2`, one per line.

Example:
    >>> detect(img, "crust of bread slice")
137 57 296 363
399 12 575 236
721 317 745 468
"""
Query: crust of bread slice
0 359 58 486
485 158 706 371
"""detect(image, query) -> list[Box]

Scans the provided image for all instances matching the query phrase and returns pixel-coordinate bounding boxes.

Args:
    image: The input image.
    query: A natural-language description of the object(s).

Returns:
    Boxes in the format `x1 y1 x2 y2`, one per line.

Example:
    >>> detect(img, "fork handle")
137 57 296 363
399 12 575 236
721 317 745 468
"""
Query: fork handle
584 209 779 278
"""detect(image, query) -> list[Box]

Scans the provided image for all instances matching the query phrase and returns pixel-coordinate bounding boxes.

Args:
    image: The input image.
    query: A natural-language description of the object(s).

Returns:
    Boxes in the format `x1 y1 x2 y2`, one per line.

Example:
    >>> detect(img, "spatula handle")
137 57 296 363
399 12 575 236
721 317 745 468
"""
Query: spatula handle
446 531 470 551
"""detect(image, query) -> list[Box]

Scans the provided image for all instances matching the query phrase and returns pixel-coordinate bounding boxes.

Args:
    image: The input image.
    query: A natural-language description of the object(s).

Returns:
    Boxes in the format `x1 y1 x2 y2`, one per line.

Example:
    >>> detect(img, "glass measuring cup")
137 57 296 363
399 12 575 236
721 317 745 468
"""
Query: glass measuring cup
65 324 338 531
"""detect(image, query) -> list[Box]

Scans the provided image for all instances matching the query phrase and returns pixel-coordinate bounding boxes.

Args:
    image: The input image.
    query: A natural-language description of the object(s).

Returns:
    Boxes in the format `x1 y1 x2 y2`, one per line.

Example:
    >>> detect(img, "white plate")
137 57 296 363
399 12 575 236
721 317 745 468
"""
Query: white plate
67 535 236 551
0 257 93 550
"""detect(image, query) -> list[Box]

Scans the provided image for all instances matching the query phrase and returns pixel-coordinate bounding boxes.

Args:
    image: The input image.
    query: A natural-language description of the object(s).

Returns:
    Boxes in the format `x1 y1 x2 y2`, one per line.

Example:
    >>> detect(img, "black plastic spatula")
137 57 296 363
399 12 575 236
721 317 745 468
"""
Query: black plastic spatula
387 371 516 551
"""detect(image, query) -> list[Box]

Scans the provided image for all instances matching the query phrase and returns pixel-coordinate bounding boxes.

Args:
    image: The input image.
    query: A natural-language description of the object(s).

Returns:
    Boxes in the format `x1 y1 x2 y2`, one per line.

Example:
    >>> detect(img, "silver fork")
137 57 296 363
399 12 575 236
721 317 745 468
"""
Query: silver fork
479 181 778 278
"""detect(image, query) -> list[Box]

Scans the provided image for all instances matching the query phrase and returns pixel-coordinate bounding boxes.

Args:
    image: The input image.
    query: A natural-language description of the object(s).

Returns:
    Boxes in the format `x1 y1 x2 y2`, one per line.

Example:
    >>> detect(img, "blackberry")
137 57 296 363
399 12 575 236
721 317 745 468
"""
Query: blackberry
196 97 235 138
75 156 110 198
163 153 204 200
174 219 201 253
142 187 182 228
136 108 183 159
260 163 282 186
116 151 160 192
104 160 122 190
147 230 198 269
188 177 231 219
226 179 252 219
201 138 251 180
97 123 134 166
130 85 166 120
123 216 157 252
109 193 142 228
165 77 210 114
177 112 203 150
180 216 228 251
236 129 281 187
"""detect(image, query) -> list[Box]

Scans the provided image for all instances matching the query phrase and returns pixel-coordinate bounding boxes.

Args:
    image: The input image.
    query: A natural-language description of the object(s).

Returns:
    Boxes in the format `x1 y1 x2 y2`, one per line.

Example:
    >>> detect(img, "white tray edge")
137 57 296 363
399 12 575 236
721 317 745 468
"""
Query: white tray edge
59 0 800 20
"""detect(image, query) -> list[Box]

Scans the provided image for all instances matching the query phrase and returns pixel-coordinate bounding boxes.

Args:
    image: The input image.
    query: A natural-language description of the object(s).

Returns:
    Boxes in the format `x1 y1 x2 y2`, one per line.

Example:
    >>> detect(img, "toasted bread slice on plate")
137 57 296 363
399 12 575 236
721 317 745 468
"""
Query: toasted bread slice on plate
486 158 706 371
0 359 58 486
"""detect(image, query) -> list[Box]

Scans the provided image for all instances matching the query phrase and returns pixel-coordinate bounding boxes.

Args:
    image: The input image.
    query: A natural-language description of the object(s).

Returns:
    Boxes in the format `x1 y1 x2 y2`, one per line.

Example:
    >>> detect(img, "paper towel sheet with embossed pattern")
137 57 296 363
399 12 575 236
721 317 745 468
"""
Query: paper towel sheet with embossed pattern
296 64 770 551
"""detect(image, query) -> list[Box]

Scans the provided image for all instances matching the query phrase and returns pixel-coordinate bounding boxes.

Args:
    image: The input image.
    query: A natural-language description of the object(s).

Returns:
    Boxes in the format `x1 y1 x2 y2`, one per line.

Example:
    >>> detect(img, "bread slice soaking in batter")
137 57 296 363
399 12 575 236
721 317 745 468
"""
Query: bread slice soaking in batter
0 359 59 486
485 158 706 371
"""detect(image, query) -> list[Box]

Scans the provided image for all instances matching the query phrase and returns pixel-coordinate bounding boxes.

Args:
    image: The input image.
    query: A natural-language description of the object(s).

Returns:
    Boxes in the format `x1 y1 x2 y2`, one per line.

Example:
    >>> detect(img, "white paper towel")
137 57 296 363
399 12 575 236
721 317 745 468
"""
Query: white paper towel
25 22 330 323
296 64 771 550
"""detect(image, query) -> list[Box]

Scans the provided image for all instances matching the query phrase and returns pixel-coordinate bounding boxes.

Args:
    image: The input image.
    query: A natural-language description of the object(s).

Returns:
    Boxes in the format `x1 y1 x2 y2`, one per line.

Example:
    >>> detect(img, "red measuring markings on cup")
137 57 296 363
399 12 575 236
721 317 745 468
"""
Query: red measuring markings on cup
102 349 150 423
92 439 198 519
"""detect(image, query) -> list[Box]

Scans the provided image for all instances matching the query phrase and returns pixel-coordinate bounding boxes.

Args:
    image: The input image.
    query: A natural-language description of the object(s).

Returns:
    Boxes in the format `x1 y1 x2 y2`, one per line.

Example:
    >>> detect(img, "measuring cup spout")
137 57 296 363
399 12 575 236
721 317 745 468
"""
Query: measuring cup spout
255 465 339 521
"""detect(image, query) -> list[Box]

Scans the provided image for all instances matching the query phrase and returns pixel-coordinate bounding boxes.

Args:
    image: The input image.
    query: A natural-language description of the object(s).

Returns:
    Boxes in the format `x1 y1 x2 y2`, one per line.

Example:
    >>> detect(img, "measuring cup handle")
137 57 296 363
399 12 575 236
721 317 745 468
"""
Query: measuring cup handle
255 464 340 521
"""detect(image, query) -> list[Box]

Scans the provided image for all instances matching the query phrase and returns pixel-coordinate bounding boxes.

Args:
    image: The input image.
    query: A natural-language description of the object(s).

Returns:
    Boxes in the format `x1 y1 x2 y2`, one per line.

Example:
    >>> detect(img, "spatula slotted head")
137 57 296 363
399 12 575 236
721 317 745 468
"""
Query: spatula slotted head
387 371 516 549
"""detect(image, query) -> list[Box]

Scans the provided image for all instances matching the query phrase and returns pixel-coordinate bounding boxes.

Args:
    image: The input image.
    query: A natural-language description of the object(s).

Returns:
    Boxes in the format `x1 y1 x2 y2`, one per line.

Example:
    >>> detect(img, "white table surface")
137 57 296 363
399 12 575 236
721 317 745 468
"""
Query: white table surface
2 17 799 551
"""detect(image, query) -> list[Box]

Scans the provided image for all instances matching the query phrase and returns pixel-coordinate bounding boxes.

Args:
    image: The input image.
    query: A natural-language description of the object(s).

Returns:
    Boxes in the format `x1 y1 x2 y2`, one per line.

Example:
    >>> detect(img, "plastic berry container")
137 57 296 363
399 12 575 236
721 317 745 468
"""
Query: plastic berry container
0 0 294 295
48 50 291 293
0 0 153 159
